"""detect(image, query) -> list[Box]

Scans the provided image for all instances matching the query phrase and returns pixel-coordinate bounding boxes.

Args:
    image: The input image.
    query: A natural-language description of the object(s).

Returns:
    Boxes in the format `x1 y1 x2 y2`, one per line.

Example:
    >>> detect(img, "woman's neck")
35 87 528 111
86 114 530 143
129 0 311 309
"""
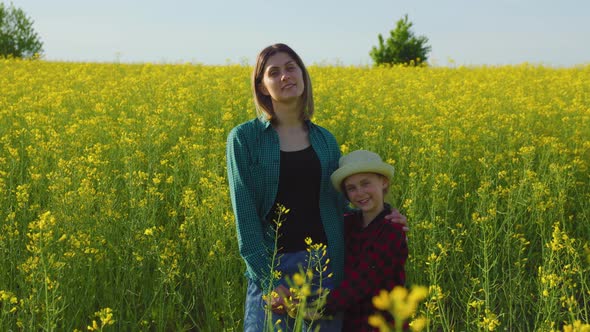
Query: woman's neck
273 112 303 128
272 99 304 127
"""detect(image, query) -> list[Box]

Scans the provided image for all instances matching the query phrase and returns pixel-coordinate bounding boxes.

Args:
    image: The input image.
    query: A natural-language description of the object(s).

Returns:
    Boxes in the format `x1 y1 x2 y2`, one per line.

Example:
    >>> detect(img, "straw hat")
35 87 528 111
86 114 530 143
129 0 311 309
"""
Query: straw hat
331 150 395 192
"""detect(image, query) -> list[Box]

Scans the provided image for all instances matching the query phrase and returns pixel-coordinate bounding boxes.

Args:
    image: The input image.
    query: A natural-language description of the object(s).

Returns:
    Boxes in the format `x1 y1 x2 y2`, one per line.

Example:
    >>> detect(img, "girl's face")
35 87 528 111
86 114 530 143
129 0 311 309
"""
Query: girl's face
343 173 388 217
258 52 305 105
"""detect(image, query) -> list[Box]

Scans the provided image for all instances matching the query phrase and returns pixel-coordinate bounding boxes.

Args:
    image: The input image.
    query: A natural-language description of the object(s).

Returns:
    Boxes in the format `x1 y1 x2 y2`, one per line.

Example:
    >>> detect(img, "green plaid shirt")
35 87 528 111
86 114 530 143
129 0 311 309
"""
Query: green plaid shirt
226 117 346 289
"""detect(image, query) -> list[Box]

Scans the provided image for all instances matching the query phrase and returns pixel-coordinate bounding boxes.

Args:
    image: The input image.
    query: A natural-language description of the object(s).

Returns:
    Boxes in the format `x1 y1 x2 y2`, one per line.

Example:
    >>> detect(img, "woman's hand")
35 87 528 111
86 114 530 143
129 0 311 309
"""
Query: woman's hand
385 208 409 232
269 284 291 314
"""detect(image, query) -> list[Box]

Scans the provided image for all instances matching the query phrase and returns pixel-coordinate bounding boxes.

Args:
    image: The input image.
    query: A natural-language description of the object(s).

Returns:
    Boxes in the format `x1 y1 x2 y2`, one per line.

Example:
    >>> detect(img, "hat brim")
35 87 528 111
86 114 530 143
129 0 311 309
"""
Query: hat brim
331 162 394 192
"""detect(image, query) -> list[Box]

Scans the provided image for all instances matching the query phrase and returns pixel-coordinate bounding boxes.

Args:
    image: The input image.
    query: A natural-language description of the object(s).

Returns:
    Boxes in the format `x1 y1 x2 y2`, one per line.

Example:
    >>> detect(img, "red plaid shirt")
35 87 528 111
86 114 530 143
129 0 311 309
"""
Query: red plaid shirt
324 206 408 331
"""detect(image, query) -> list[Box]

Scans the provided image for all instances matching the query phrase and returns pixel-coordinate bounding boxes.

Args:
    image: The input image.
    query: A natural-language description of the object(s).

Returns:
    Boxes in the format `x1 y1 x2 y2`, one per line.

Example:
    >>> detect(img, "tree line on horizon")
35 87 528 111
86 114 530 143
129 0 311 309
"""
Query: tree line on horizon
0 3 430 66
0 2 43 58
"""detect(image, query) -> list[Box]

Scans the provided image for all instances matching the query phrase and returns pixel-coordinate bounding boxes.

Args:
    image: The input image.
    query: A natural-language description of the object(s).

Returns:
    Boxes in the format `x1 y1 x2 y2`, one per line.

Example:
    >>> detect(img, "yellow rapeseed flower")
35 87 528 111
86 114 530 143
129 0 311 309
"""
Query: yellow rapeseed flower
292 273 305 286
409 316 428 332
408 286 429 303
373 290 392 310
368 314 389 331
301 285 311 297
87 320 99 331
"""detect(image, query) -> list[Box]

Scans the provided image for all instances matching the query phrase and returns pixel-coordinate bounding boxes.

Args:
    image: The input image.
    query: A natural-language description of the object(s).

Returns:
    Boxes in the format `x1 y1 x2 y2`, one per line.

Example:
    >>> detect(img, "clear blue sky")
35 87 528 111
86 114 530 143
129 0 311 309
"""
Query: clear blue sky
9 0 590 66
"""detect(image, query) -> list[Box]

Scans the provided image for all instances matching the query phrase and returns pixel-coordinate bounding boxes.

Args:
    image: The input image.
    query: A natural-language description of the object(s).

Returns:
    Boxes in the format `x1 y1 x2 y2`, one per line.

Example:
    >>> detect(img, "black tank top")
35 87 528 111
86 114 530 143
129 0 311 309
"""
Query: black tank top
266 145 328 253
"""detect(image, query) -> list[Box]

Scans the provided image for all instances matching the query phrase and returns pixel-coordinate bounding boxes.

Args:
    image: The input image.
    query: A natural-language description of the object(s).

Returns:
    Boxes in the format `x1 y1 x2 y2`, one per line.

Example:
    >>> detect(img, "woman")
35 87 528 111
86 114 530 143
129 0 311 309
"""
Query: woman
226 43 407 331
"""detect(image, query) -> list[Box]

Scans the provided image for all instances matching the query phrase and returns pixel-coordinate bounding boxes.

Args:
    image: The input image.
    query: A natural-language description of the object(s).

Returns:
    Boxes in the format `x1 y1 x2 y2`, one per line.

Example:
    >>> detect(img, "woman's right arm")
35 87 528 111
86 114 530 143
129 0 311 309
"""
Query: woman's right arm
226 126 271 288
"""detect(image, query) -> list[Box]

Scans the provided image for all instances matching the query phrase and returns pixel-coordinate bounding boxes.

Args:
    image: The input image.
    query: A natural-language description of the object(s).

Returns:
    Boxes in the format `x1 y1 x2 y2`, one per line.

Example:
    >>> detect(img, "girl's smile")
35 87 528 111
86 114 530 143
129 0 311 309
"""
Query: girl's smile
343 172 389 226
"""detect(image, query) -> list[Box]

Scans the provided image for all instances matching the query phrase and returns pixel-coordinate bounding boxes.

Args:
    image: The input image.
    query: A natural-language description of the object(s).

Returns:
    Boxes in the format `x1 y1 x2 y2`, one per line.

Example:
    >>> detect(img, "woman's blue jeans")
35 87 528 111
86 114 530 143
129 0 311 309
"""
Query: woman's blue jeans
243 250 342 332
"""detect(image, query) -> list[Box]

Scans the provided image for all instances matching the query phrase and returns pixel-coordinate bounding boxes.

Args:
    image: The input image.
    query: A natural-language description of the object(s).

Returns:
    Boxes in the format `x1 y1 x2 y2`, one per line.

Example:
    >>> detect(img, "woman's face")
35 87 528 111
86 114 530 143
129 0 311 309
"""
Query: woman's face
258 52 305 105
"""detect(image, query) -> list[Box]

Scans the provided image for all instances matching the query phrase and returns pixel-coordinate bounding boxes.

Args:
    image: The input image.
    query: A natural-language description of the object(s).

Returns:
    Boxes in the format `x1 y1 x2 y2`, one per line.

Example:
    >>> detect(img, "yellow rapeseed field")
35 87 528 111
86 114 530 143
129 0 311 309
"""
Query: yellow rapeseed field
0 59 589 331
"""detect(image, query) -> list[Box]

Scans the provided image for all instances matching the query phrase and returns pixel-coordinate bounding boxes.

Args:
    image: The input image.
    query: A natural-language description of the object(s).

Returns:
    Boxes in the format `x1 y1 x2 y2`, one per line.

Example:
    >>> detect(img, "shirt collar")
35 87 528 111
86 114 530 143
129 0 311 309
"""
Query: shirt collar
356 203 392 230
257 116 272 129
257 116 313 131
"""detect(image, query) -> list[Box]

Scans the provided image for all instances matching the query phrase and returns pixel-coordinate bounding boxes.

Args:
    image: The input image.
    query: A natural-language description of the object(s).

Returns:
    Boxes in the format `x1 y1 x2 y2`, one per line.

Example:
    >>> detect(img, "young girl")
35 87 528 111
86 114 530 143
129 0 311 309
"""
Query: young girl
226 44 407 331
322 149 408 331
